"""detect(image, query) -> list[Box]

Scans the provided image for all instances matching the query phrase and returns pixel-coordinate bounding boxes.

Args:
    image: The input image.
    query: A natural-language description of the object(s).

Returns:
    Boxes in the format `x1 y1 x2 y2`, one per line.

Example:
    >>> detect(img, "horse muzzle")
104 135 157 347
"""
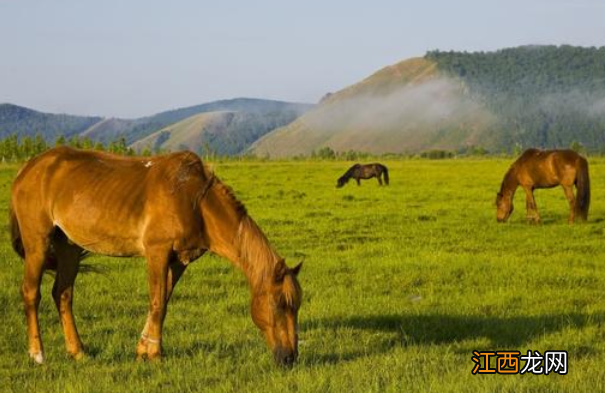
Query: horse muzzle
274 346 298 368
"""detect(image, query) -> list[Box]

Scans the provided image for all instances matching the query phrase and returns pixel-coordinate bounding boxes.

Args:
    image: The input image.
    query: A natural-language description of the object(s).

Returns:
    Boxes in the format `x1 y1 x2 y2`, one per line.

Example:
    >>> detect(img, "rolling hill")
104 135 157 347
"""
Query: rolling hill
81 98 312 147
130 110 302 155
0 98 312 155
0 103 102 141
251 45 605 156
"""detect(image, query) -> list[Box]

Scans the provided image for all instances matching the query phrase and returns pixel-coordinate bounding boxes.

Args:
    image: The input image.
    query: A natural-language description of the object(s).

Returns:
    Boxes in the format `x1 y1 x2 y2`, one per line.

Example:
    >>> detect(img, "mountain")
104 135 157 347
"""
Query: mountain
251 45 605 156
81 98 312 146
130 107 309 155
0 103 101 141
1 98 312 155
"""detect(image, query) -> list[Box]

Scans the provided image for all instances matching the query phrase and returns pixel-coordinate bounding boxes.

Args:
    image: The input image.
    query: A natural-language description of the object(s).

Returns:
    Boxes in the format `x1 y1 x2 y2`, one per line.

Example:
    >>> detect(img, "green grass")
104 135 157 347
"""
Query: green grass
2 158 605 392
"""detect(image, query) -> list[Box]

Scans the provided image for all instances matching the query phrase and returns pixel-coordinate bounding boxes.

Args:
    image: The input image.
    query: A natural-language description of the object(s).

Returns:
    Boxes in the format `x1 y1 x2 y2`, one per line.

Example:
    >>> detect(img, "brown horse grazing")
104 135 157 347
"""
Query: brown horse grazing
9 147 302 366
496 148 590 224
336 163 389 188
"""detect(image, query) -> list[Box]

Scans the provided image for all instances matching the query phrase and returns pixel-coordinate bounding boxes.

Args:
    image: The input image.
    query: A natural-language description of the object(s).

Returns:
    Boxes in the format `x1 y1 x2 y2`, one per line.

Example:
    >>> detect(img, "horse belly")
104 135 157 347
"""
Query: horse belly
55 217 145 257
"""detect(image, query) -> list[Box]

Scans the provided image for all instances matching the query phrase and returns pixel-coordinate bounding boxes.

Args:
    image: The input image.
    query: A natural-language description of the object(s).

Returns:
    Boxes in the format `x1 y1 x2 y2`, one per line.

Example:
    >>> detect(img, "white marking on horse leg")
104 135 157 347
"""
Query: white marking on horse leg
29 351 45 364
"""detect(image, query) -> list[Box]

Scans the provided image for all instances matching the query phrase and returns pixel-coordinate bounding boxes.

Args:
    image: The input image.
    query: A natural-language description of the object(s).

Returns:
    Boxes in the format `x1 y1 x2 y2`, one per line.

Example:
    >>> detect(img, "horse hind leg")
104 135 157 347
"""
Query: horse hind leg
562 185 576 224
51 231 85 359
377 175 383 186
21 227 53 364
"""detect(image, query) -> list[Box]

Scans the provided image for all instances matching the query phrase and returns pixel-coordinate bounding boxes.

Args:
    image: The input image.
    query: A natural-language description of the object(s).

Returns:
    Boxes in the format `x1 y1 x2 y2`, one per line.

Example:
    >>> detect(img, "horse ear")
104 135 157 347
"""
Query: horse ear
274 260 287 283
290 261 303 276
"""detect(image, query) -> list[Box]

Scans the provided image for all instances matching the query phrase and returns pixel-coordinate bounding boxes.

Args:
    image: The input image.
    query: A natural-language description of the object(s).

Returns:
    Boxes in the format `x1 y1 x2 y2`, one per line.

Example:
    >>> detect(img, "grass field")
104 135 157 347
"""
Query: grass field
2 158 605 392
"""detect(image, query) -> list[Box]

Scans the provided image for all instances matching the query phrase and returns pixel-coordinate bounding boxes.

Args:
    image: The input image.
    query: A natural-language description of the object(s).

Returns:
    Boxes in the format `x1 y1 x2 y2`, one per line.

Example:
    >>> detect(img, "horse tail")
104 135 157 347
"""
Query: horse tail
575 156 590 221
8 202 25 260
381 165 389 185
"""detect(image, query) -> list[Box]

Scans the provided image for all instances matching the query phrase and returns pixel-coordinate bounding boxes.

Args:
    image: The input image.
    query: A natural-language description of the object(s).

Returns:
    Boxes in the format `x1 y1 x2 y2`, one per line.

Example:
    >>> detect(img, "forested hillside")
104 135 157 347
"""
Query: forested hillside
252 45 605 157
131 109 309 156
0 99 312 156
426 45 605 150
0 104 101 140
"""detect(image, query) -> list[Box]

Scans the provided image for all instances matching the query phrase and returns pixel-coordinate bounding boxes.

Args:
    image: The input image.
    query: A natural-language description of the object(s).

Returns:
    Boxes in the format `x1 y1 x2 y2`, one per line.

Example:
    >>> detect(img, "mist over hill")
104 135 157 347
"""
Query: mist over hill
252 45 605 157
4 46 605 157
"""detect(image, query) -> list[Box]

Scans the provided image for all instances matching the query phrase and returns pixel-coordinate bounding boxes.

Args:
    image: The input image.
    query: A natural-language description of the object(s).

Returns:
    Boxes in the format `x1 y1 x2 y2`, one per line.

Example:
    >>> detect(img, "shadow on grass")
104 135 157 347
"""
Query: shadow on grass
302 312 603 365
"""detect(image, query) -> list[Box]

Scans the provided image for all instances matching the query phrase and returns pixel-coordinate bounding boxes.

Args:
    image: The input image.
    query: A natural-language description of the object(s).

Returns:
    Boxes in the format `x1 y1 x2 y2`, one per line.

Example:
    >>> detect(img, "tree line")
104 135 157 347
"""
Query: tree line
0 133 593 164
0 134 146 162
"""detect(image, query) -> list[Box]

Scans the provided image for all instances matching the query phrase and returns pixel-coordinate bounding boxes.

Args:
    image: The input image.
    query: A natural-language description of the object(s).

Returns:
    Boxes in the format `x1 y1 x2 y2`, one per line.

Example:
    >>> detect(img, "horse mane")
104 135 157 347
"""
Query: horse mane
338 163 361 184
345 163 361 176
499 166 518 195
198 167 298 300
236 215 281 292
211 179 248 217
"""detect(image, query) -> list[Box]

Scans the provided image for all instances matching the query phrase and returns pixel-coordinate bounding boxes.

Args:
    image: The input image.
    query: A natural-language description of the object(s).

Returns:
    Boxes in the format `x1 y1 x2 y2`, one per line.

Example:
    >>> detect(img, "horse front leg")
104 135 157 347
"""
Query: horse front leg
562 185 576 224
137 249 170 360
136 257 186 360
52 240 84 360
523 186 540 224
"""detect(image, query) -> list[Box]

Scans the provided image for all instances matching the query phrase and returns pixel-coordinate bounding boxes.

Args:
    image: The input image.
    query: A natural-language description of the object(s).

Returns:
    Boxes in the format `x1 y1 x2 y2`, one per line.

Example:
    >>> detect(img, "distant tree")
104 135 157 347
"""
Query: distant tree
109 137 128 155
21 136 34 158
55 135 66 147
81 137 93 150
33 134 48 155
570 140 586 154
68 135 82 148
315 146 336 160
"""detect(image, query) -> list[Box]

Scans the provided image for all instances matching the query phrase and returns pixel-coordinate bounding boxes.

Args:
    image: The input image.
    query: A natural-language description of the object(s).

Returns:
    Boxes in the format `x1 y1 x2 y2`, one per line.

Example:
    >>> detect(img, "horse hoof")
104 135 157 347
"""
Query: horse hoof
147 353 162 362
71 351 86 361
29 351 45 364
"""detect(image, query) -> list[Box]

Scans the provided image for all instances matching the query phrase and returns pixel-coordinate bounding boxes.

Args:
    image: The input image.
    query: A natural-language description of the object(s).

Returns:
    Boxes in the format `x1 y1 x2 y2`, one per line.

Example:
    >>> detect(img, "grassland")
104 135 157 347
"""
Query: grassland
1 157 605 392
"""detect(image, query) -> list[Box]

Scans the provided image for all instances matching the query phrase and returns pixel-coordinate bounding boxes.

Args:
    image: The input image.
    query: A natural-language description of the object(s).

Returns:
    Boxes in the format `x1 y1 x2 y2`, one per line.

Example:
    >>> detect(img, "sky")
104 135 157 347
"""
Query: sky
1 0 604 118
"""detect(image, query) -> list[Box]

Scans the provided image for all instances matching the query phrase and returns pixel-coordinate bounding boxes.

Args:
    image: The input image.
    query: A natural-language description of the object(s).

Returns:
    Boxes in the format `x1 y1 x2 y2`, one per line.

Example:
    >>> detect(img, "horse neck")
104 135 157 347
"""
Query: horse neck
200 180 280 294
500 167 519 197
235 216 282 294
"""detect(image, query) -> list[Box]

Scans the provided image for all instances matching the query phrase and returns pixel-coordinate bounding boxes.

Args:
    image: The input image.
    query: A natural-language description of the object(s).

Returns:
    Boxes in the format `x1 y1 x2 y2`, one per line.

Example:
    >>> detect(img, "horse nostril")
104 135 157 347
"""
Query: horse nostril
284 354 296 367
274 348 297 368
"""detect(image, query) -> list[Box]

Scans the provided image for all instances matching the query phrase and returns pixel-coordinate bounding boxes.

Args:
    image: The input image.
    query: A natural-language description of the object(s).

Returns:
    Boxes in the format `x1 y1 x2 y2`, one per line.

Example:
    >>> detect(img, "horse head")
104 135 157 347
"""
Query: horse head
251 260 303 367
495 192 514 222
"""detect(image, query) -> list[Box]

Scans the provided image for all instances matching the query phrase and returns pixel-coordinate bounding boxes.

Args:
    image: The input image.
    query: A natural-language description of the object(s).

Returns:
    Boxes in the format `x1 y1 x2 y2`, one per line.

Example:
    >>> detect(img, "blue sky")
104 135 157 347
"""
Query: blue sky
1 0 604 118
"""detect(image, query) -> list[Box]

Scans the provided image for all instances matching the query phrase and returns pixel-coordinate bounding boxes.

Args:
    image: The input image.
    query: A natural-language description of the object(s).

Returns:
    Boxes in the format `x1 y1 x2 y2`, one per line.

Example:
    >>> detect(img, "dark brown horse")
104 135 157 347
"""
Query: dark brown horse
496 148 590 224
336 163 389 187
9 147 302 366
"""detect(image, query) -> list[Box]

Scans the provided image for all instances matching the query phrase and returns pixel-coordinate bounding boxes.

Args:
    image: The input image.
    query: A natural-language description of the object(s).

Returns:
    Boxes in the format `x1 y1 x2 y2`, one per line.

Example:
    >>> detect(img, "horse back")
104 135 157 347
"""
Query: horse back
515 149 584 187
11 147 208 257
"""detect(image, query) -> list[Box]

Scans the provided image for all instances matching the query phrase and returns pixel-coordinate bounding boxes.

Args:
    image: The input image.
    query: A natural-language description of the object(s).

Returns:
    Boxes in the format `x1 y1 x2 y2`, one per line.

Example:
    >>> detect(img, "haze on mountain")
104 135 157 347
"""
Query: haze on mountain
251 45 605 157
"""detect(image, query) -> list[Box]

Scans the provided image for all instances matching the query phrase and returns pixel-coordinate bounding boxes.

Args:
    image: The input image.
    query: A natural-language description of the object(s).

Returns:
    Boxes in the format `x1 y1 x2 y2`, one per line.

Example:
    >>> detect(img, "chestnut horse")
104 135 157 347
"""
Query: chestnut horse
336 163 389 187
496 148 590 224
9 147 302 366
